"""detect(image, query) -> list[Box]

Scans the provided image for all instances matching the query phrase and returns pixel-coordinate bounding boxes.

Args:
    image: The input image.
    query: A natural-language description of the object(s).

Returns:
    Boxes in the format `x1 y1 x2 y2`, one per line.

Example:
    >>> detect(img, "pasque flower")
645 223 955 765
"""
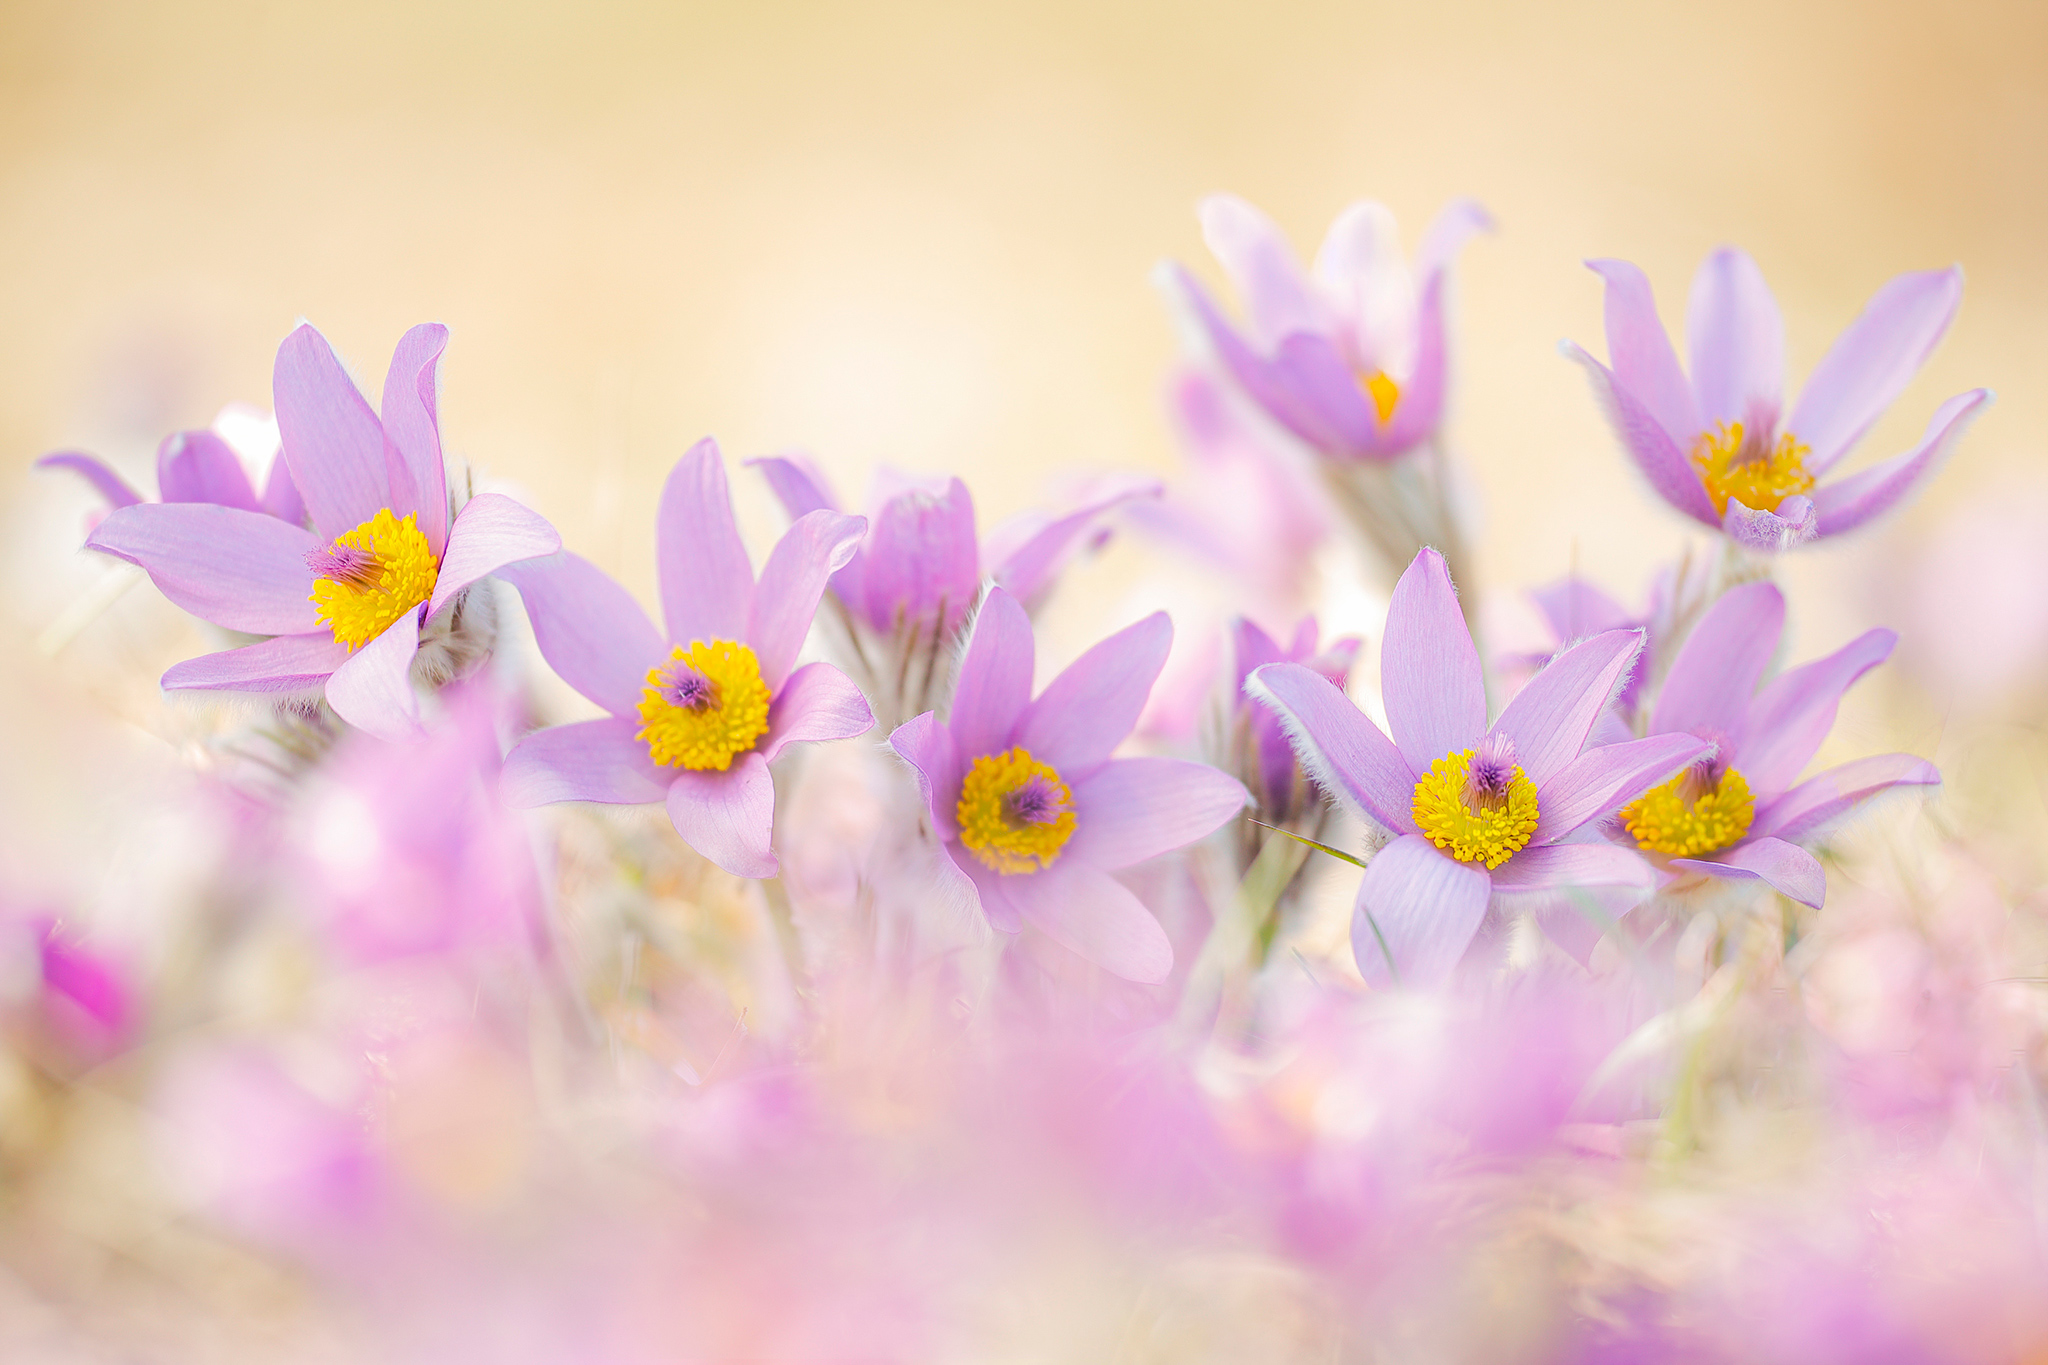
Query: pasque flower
41 404 305 526
1249 549 1709 986
889 588 1248 983
81 324 560 740
1614 580 1938 908
500 440 875 880
749 453 1156 727
1161 195 1492 463
1565 248 1992 550
1229 615 1360 827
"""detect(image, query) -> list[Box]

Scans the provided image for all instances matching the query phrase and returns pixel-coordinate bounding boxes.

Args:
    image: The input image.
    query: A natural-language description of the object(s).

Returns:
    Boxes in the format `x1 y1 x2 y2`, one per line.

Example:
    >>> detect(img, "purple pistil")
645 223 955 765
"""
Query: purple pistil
1002 774 1068 827
306 543 381 589
655 662 718 712
1464 733 1518 811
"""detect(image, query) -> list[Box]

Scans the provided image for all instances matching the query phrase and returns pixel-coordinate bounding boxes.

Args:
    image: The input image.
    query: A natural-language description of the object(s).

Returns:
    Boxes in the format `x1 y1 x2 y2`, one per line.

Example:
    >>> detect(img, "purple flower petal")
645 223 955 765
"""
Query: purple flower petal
1490 629 1644 787
497 551 665 718
1245 662 1417 835
1721 494 1818 552
85 502 321 635
666 753 777 879
1531 732 1711 845
985 475 1160 610
749 453 869 625
1562 341 1720 528
1352 833 1492 988
162 633 349 693
889 710 964 842
1197 193 1330 347
426 492 561 621
379 323 450 556
1268 331 1380 453
261 448 307 525
1489 842 1654 893
1752 754 1939 846
502 716 671 807
948 587 1034 760
854 472 978 636
1167 266 1353 456
1413 198 1495 278
1381 548 1486 772
762 661 874 762
1010 611 1171 775
38 452 146 510
1585 259 1701 451
158 430 261 511
1738 627 1896 796
951 841 1022 933
1685 247 1785 430
1385 206 1492 452
1813 389 1992 539
1234 618 1297 809
1650 581 1784 741
1530 577 1636 642
273 323 390 541
744 509 867 688
1788 266 1964 475
1004 859 1173 984
1062 757 1249 870
1670 836 1826 910
657 439 753 649
323 611 421 742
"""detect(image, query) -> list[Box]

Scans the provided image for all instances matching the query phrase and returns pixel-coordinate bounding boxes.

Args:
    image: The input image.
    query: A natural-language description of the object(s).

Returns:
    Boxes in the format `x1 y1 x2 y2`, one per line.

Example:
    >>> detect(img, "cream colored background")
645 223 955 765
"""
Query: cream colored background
4 0 2043 886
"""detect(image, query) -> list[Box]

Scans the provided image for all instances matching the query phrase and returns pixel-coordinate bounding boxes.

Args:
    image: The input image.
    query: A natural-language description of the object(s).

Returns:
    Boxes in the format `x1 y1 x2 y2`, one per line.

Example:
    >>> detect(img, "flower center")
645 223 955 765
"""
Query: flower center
1622 759 1755 857
636 641 773 771
1361 370 1400 424
307 509 440 650
1410 735 1540 869
1691 421 1815 517
956 747 1077 876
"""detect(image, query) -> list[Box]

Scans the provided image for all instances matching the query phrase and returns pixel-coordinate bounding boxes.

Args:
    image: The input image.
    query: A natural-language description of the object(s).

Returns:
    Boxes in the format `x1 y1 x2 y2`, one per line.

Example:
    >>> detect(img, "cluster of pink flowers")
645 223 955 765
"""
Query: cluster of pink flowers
17 195 2046 1361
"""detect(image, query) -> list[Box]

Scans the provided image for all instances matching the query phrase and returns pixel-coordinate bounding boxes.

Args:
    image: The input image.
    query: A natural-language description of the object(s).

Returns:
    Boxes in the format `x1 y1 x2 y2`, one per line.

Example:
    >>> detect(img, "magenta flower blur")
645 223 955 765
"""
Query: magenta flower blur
889 587 1248 982
1249 549 1710 986
80 324 561 740
40 406 305 527
499 440 875 880
1162 195 1492 463
1565 248 1992 550
1616 581 1938 909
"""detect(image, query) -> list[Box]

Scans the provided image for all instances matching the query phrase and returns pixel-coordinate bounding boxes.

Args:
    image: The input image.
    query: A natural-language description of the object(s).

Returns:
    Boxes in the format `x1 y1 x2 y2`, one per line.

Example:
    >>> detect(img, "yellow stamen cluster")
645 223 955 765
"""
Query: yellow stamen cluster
1410 749 1541 869
1622 765 1755 857
956 747 1076 876
1691 421 1816 517
309 509 439 650
1361 370 1401 425
636 640 773 771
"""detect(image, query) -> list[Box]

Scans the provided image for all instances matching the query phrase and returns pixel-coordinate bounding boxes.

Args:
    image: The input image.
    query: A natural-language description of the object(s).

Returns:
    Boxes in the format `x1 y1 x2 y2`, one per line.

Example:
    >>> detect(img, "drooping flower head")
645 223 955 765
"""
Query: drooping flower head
40 402 306 528
1613 580 1939 908
81 323 561 739
1160 195 1492 463
499 440 875 879
889 588 1247 982
1565 248 1992 551
1249 549 1710 986
748 453 1157 728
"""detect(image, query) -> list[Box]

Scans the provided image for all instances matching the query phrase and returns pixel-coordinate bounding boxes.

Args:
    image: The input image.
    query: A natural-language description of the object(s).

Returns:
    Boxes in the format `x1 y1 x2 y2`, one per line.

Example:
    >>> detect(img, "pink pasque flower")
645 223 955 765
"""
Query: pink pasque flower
500 440 875 879
1248 549 1709 986
889 588 1248 983
1565 248 1992 550
1161 195 1492 463
1614 580 1938 908
81 324 561 739
40 403 305 526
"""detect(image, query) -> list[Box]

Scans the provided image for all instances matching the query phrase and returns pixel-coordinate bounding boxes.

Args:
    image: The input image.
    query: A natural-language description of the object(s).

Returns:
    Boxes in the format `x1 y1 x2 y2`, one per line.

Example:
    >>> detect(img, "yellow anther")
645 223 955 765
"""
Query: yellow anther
956 746 1076 876
1692 421 1815 517
1362 370 1401 425
1410 749 1540 869
1622 764 1755 857
308 509 439 650
636 640 773 771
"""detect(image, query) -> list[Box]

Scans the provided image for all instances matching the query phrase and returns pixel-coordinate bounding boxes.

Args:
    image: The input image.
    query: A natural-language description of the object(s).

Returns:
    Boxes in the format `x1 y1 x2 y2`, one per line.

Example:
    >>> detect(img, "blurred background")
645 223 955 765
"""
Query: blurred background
4 0 2046 888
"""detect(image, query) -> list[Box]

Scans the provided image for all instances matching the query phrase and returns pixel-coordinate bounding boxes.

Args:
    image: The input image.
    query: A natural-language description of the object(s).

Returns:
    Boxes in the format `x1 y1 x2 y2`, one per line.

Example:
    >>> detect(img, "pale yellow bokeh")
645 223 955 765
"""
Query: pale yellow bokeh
4 0 2043 882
